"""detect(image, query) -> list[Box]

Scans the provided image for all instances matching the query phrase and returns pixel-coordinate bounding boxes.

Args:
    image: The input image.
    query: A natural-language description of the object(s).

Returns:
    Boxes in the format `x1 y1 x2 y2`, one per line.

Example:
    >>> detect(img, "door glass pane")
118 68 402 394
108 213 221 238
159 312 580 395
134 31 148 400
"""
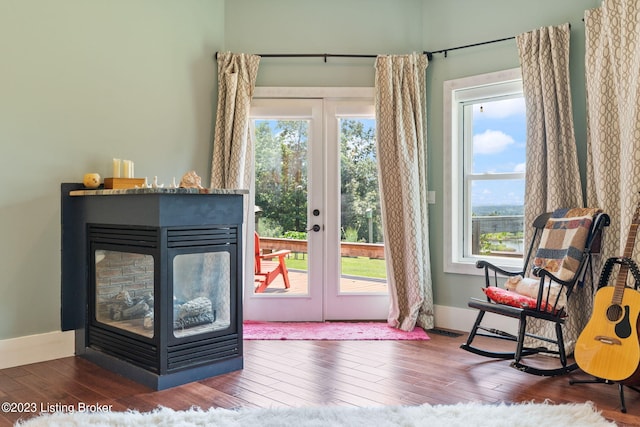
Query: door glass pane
254 119 309 295
339 118 387 294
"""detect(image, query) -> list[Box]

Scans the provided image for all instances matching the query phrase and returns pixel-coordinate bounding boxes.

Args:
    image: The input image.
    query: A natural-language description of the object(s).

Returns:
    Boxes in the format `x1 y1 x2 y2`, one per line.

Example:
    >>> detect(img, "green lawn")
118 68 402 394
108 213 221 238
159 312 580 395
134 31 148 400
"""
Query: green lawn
285 255 387 279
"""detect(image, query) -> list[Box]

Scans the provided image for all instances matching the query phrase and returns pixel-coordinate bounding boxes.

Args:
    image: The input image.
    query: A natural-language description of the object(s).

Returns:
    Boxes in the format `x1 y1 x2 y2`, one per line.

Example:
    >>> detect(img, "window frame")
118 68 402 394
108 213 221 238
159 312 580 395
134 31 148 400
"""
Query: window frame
443 68 525 275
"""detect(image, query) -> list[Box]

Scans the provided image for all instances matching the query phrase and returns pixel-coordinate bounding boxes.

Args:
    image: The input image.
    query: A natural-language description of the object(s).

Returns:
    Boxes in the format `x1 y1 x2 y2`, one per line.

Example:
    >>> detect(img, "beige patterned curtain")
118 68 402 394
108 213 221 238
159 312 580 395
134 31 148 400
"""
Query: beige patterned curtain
374 53 434 331
211 52 261 189
210 52 260 306
585 0 640 265
516 24 587 354
517 23 583 228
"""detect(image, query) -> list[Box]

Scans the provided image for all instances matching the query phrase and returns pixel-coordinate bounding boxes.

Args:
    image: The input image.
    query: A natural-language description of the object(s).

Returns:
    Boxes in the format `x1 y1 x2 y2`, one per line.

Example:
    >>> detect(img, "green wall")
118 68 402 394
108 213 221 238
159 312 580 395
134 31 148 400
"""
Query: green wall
0 0 603 342
422 0 601 307
0 0 224 340
225 0 424 86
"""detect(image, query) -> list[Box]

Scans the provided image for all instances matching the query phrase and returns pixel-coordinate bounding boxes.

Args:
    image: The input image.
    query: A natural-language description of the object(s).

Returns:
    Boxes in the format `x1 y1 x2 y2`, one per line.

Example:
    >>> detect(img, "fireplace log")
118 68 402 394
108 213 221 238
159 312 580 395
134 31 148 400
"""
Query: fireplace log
174 311 217 330
112 300 149 321
176 297 212 320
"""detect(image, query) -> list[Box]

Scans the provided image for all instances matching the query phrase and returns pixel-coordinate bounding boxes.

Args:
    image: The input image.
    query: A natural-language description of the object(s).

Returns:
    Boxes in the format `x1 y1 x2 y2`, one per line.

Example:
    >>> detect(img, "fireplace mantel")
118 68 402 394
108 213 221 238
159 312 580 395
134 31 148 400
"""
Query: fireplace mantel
69 187 248 196
61 183 246 390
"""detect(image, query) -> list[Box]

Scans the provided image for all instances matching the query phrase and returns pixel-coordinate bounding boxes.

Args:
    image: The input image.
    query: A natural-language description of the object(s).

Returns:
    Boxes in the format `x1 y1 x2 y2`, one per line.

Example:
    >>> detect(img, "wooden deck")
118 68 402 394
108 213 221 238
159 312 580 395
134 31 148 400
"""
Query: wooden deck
259 237 385 259
255 237 387 295
255 270 388 295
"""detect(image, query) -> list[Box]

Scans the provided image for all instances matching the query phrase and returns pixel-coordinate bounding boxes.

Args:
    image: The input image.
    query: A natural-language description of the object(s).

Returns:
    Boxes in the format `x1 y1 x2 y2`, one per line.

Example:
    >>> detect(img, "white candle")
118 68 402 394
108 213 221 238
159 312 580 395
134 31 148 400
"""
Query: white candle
123 160 131 178
112 158 121 178
130 161 134 178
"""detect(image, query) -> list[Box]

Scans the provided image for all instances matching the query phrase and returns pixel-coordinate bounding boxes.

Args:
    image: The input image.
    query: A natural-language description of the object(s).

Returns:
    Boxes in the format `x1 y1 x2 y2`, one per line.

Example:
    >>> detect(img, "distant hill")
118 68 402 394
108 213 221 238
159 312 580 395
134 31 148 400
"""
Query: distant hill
472 205 524 216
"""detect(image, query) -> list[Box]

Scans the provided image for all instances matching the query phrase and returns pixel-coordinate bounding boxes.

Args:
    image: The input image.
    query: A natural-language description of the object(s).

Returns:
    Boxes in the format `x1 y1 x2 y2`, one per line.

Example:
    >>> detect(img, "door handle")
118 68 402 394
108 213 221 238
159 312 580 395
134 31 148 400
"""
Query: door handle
308 224 321 232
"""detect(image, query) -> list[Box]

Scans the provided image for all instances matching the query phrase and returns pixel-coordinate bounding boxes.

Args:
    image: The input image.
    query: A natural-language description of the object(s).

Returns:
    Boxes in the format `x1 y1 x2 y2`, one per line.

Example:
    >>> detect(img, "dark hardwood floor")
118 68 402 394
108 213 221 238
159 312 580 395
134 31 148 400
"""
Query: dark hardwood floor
1 330 639 426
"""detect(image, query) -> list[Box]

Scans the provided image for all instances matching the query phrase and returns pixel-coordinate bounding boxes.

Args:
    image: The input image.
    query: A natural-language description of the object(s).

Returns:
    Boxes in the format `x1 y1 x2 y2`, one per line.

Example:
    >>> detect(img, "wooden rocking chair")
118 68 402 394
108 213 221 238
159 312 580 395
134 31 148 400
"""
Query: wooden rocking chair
461 208 610 376
254 232 291 293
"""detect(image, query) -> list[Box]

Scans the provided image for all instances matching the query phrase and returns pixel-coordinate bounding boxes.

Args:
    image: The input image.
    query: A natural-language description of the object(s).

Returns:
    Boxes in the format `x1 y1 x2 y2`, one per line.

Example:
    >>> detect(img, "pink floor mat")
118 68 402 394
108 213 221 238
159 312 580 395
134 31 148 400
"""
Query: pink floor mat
243 321 430 340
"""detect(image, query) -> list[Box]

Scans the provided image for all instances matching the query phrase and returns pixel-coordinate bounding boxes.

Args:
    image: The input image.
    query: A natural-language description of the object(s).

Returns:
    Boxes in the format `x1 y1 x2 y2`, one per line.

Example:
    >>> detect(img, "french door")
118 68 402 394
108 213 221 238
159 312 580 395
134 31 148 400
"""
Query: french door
243 89 389 321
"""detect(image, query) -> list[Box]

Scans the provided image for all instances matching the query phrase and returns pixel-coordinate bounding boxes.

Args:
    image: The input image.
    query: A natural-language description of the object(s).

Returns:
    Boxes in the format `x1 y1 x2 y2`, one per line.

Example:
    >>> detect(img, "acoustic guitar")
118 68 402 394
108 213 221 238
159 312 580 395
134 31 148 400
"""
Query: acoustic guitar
575 199 640 383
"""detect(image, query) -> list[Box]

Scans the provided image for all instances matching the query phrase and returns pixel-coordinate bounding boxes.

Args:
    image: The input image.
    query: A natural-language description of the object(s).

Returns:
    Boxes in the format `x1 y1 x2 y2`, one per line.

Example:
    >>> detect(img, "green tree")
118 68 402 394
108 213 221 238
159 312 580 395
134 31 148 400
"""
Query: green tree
340 119 382 243
255 118 382 243
255 120 308 236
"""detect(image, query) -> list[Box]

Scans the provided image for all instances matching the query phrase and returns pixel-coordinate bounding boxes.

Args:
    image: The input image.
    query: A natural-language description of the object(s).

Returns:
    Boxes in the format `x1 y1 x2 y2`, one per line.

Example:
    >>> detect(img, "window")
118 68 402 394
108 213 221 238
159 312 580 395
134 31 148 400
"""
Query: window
444 68 525 275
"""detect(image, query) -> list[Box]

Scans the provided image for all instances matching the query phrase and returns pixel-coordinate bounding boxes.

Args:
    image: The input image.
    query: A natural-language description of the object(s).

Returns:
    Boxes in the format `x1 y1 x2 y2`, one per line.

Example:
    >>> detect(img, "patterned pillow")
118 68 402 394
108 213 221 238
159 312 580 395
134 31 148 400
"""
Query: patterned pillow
481 286 561 315
532 208 600 281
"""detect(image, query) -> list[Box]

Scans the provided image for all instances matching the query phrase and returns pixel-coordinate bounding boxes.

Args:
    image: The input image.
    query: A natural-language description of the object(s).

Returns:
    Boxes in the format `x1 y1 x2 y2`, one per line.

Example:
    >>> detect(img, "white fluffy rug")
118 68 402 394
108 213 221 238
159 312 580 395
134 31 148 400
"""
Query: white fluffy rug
16 402 614 426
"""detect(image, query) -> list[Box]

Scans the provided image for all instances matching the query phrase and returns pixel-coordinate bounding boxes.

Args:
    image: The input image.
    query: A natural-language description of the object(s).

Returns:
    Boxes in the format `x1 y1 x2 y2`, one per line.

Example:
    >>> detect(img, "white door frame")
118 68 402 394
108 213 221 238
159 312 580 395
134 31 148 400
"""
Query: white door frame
323 99 389 320
243 87 388 321
245 97 324 321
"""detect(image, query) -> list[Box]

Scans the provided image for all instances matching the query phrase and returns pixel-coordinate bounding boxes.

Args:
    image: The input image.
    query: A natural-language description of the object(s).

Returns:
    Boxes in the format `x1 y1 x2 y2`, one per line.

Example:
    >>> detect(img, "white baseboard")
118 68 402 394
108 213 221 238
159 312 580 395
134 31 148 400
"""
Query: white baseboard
434 304 518 336
0 330 75 370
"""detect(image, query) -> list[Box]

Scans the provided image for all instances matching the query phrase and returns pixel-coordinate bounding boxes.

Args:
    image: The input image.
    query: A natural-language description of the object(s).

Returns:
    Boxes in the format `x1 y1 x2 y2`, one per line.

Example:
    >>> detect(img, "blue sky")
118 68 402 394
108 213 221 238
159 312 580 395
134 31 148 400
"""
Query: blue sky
257 106 526 208
470 97 526 207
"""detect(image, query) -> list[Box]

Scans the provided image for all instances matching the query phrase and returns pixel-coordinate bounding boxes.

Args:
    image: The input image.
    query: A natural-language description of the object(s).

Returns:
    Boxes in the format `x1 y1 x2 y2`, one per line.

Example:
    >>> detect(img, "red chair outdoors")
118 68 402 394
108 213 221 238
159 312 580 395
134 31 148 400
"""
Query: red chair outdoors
254 232 291 293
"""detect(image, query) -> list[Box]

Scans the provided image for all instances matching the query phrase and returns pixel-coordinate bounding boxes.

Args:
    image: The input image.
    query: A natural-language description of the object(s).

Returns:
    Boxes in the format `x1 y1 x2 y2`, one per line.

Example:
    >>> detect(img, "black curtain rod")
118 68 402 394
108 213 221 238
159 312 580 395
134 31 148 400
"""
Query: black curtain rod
215 33 517 63
260 53 378 61
215 51 377 62
425 23 573 59
424 36 516 60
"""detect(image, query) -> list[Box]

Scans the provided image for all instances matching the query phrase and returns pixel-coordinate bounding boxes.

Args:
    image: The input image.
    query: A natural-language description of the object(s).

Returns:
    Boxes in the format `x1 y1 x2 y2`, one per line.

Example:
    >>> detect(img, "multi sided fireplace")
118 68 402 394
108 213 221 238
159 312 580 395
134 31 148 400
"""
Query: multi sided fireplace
61 184 246 390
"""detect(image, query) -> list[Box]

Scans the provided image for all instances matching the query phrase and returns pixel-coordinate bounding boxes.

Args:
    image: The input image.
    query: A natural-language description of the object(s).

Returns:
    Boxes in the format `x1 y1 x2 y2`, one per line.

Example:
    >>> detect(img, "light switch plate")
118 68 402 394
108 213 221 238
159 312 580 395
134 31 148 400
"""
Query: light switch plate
428 191 436 204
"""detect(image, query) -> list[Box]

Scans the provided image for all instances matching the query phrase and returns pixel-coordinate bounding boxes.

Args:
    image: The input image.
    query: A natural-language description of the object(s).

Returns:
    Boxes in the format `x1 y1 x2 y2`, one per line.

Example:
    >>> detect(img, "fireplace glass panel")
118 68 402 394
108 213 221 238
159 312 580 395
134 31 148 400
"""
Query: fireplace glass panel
94 250 155 338
173 251 231 338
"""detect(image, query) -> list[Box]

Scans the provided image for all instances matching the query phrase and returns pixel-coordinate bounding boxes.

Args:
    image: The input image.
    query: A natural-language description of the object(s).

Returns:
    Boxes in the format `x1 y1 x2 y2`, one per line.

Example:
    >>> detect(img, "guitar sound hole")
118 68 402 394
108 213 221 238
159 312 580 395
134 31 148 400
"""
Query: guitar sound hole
606 304 623 322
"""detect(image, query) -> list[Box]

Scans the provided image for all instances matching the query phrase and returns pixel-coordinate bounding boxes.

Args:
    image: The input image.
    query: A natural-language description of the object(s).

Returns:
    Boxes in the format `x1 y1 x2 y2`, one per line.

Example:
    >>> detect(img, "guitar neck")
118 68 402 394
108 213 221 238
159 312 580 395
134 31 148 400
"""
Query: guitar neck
614 222 640 304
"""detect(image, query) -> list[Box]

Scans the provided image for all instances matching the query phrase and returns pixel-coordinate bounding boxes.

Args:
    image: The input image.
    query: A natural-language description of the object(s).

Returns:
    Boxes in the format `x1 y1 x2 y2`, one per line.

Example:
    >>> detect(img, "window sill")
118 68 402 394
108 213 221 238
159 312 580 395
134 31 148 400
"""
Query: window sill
445 257 523 276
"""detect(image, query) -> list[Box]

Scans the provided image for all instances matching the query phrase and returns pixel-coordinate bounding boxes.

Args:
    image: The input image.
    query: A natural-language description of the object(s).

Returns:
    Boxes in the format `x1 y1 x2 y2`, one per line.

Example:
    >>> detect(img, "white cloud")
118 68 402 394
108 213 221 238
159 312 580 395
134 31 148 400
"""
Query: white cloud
514 162 526 172
473 129 515 154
